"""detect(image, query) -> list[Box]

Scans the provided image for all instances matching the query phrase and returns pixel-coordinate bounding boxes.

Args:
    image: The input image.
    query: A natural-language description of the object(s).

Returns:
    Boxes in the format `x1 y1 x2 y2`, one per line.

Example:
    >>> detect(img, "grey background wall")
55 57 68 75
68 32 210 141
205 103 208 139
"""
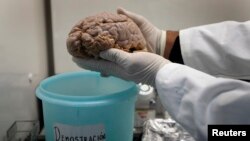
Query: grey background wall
51 0 250 73
0 0 47 140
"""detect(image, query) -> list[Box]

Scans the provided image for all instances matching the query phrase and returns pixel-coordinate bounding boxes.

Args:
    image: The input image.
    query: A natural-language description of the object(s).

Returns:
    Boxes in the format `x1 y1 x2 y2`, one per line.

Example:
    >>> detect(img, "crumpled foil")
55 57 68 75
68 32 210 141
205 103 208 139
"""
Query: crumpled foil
142 118 195 141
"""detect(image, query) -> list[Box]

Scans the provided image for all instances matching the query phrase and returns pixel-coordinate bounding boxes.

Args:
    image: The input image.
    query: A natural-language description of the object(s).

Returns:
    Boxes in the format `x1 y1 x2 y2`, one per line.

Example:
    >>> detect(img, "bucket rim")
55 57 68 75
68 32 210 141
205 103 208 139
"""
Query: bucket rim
36 71 138 107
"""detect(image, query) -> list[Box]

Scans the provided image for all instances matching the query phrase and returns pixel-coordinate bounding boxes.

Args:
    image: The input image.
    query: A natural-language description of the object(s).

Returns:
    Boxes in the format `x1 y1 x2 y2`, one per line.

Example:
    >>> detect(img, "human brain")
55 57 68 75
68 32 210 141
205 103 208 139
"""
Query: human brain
66 12 147 58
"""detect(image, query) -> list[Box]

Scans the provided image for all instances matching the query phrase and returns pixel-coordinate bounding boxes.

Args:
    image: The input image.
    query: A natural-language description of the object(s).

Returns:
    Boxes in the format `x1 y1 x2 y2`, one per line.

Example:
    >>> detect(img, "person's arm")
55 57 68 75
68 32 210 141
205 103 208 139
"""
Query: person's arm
178 21 250 80
118 8 250 80
155 63 250 141
163 31 184 64
164 21 250 80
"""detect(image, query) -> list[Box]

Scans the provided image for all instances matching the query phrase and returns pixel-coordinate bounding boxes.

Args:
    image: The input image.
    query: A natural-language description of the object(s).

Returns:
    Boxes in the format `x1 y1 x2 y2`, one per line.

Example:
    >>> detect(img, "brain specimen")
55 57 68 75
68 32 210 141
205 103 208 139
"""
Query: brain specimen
67 12 147 58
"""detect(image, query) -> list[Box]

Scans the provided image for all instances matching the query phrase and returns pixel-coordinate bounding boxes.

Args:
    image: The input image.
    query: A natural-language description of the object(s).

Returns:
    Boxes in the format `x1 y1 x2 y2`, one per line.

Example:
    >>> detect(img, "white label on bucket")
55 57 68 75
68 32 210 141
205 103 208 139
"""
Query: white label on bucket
53 123 106 141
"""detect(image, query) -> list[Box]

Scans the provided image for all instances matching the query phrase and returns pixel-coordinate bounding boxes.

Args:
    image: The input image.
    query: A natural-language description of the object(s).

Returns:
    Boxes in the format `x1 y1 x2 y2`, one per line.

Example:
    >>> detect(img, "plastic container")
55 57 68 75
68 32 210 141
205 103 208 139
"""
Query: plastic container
36 71 138 141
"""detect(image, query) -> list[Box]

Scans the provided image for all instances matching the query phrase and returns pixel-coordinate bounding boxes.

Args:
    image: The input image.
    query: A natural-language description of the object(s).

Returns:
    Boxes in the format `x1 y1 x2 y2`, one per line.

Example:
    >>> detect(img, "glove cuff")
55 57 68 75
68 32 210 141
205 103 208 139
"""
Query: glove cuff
159 30 166 56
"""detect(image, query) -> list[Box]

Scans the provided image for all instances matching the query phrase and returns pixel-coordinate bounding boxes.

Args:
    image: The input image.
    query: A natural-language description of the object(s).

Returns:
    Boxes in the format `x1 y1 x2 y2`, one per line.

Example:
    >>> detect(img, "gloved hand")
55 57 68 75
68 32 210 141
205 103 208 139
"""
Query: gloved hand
117 7 165 55
73 48 170 87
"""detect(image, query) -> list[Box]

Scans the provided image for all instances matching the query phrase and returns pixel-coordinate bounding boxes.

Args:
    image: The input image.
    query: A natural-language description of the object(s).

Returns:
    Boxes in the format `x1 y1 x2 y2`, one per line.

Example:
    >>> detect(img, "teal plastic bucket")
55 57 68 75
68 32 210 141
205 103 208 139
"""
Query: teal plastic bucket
36 71 138 141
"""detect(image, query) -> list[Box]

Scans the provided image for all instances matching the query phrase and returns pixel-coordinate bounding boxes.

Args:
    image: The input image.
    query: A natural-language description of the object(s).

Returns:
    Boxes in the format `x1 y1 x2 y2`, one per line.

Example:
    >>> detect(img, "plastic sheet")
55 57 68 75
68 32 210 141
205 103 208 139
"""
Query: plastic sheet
142 118 195 141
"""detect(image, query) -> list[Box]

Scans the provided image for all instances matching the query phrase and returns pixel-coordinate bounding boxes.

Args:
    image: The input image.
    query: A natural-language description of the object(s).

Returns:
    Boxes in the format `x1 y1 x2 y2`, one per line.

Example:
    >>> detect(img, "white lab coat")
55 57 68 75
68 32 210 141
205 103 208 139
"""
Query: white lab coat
155 21 250 141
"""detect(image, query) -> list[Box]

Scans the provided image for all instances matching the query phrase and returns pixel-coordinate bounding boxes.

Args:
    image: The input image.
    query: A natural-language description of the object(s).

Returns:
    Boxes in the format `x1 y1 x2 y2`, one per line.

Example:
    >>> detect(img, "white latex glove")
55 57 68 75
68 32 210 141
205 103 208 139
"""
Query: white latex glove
117 7 166 55
73 48 169 87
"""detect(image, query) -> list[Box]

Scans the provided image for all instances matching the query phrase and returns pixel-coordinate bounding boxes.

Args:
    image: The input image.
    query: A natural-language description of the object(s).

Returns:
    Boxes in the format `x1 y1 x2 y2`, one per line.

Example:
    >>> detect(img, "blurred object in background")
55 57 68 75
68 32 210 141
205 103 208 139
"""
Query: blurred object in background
135 84 156 129
136 84 156 109
6 120 40 141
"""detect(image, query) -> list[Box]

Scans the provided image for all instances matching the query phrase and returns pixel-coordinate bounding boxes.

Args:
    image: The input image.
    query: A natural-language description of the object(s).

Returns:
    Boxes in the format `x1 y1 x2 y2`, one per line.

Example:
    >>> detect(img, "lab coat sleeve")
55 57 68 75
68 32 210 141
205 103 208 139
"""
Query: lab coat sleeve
155 63 250 141
180 21 250 80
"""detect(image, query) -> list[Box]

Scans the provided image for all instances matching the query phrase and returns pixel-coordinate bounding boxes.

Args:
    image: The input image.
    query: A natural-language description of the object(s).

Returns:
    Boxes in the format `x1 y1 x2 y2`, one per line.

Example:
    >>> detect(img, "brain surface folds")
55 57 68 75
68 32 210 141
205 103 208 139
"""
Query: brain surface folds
67 12 147 58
